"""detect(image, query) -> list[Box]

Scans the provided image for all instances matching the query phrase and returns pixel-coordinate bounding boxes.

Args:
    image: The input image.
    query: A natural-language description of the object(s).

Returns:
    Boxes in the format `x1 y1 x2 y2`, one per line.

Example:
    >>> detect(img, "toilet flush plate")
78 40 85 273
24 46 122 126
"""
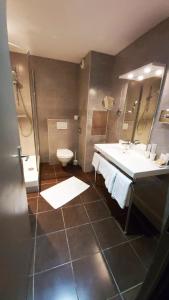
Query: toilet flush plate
56 121 68 130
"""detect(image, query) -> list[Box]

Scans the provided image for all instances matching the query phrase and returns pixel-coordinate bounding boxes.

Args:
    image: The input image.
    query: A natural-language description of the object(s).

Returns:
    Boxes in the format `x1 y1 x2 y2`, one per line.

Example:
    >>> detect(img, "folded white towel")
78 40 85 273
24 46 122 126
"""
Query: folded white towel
98 156 118 193
111 171 132 209
92 152 101 171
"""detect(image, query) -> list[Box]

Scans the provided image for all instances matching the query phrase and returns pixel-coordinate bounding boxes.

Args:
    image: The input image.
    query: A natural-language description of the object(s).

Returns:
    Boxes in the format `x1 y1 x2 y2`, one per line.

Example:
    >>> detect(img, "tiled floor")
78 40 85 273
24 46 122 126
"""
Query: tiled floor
27 163 158 300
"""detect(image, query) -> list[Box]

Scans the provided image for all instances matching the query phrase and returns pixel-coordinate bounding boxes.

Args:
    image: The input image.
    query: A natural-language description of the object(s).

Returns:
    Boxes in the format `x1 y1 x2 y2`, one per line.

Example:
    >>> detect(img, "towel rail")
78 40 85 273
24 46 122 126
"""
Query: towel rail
94 150 137 234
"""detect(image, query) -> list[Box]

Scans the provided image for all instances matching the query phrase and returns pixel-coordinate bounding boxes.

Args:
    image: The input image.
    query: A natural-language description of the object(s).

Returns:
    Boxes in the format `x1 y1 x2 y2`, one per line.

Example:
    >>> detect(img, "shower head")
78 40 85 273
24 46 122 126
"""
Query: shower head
12 70 23 89
12 70 17 85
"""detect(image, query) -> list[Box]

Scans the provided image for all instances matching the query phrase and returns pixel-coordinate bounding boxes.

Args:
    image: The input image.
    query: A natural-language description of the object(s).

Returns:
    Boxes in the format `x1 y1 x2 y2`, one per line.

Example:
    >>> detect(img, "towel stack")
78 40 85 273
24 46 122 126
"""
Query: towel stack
92 152 132 209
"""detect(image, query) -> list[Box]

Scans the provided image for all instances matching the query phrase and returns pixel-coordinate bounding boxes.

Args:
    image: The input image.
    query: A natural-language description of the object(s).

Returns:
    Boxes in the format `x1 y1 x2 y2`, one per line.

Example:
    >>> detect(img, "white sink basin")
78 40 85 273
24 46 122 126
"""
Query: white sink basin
94 143 169 179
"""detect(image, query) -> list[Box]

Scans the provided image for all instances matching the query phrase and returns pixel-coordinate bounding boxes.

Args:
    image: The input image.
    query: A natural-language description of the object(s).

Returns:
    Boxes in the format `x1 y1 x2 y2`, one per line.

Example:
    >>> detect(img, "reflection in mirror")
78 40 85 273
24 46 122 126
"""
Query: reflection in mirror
120 63 165 144
102 96 115 111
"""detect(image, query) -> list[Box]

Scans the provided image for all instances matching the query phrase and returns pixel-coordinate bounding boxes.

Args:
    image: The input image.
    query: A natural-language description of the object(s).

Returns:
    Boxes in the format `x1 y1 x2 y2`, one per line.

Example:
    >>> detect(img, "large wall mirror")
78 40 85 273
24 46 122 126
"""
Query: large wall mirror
119 63 165 144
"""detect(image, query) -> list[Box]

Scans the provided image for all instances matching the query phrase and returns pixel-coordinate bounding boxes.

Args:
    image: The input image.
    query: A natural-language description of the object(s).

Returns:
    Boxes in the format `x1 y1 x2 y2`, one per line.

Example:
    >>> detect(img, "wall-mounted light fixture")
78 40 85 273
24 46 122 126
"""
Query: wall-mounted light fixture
119 63 165 81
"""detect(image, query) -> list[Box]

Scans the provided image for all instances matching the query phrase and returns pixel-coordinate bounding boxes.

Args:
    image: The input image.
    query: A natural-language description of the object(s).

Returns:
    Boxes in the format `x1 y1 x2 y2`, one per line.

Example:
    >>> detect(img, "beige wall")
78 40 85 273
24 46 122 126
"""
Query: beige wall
30 55 79 162
107 18 169 155
10 52 35 155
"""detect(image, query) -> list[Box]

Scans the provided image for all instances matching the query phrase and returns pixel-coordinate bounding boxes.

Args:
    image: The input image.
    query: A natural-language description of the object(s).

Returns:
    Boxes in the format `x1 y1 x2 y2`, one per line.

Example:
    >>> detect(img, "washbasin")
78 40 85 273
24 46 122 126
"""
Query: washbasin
94 143 169 179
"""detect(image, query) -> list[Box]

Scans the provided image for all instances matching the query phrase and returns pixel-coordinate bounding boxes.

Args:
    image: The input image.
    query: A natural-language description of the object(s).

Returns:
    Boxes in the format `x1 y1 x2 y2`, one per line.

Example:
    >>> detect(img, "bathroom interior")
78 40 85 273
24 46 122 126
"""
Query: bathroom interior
2 1 169 300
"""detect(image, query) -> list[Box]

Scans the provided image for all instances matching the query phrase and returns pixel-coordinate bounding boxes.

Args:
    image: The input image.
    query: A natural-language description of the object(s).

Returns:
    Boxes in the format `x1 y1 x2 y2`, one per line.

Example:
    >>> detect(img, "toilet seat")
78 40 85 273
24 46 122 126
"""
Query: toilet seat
57 148 73 158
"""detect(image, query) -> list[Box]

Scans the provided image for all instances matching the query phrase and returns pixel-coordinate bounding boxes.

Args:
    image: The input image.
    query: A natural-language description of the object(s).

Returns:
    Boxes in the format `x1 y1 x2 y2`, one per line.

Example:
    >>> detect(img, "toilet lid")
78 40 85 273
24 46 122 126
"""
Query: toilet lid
57 148 73 158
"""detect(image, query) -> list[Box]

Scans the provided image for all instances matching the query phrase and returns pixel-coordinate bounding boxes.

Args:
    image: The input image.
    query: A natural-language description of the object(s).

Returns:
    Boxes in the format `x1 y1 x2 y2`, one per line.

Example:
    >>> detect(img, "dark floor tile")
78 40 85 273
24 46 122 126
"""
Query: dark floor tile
27 276 33 300
67 224 99 260
35 231 69 273
109 296 122 300
54 165 72 181
130 236 157 269
38 196 54 213
28 239 35 276
63 195 83 207
36 209 64 236
93 218 127 249
73 253 118 300
111 295 122 300
40 164 55 179
122 284 142 300
40 163 55 172
104 243 146 292
28 197 38 214
63 205 89 228
85 201 111 222
40 178 57 185
27 192 39 199
40 165 56 180
40 183 56 192
34 263 77 300
29 214 36 237
81 186 101 203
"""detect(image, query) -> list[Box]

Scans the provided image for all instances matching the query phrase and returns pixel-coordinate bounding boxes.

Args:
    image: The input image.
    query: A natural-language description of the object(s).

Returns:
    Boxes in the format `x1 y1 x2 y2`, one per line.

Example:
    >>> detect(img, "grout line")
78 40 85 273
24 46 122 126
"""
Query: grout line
34 261 71 276
40 180 57 186
34 215 118 239
121 282 143 296
34 198 105 216
61 208 80 300
83 204 121 299
33 248 102 277
128 241 148 271
92 181 107 199
113 213 144 242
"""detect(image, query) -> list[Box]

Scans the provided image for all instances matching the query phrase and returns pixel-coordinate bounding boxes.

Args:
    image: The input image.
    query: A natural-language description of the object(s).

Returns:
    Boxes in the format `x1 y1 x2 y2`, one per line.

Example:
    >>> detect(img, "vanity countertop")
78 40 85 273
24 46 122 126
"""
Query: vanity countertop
94 143 169 179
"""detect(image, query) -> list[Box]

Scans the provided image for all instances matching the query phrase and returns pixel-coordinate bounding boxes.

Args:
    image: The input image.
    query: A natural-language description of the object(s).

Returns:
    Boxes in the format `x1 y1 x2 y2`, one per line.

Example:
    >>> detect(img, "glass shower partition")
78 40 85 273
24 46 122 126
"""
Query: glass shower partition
10 51 40 193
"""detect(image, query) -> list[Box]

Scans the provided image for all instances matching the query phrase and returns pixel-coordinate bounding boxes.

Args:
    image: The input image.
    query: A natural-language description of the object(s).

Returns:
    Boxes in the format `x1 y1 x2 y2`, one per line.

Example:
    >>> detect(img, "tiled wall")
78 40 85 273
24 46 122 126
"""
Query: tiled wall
78 53 91 170
30 56 79 162
78 51 114 172
107 18 169 155
10 52 35 155
48 118 78 164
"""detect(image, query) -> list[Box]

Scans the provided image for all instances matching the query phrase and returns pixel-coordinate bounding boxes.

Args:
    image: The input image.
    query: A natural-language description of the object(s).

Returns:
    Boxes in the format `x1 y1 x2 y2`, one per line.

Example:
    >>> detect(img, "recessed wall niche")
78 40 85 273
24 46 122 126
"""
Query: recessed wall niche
91 111 108 135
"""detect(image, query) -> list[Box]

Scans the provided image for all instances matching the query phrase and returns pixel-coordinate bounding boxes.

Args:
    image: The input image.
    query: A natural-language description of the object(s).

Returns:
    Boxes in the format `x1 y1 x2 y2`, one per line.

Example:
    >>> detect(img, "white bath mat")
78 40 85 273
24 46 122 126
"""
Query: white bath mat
40 176 89 209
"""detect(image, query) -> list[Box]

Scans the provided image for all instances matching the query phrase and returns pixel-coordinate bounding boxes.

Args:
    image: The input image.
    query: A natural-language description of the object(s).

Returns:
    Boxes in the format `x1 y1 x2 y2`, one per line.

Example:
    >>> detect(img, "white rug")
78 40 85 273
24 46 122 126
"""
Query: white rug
40 176 90 209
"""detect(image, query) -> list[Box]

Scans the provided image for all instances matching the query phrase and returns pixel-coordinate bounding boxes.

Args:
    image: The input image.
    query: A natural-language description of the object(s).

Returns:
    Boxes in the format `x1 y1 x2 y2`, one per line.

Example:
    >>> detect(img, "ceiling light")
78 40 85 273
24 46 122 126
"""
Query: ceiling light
155 69 163 76
144 67 151 74
127 73 134 79
138 75 144 81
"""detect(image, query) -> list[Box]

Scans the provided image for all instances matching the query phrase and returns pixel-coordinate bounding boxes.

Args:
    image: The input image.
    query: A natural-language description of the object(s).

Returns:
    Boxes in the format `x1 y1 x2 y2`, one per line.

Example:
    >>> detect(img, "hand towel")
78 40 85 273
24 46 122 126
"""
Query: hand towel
111 171 132 209
98 156 118 193
92 152 101 171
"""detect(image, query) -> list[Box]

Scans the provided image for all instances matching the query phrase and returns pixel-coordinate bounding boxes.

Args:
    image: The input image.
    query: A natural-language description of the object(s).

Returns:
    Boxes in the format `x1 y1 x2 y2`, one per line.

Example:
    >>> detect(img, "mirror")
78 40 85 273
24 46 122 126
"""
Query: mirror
102 96 115 111
120 63 165 144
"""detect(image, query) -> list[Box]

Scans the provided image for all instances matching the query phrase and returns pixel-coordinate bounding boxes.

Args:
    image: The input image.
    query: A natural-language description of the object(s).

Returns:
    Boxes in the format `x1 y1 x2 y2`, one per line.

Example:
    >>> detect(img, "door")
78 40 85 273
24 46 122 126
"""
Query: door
0 1 32 299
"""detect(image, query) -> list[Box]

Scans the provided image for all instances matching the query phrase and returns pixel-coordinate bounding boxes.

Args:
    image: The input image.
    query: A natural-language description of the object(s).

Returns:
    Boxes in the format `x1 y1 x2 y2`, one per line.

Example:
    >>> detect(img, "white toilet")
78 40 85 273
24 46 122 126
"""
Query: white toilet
56 148 74 167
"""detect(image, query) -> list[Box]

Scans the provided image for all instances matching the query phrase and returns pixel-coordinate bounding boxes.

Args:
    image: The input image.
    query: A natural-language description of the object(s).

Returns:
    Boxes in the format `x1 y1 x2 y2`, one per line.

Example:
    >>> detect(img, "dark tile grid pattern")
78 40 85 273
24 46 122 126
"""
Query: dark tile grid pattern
27 164 157 300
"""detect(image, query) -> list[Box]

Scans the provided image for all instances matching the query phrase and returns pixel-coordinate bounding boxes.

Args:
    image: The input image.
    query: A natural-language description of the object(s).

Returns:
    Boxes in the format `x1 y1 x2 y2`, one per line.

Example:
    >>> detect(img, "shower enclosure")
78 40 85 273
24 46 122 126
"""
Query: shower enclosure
10 51 40 192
